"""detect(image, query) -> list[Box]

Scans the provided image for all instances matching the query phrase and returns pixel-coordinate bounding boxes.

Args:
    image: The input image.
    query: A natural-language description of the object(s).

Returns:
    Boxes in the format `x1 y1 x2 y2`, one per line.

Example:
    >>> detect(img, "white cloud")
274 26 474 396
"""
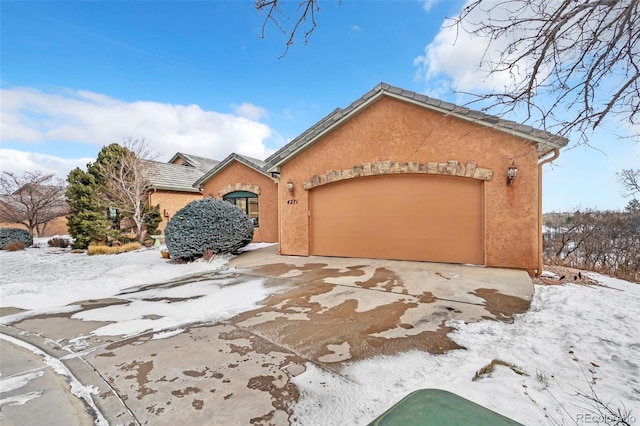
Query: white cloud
414 1 538 93
0 87 275 166
351 24 362 32
421 0 439 12
0 149 93 180
230 102 268 121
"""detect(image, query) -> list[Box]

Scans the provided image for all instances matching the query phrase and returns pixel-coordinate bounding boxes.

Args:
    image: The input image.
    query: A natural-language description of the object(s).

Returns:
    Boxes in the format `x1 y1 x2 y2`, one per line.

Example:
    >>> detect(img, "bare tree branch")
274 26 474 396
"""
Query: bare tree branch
0 171 68 236
257 0 639 142
617 168 640 197
256 0 324 58
451 0 640 142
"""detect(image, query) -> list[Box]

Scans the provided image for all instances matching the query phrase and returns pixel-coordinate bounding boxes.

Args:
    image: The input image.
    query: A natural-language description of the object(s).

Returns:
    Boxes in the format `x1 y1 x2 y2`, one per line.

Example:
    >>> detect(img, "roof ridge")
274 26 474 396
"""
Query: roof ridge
265 83 569 170
193 152 271 188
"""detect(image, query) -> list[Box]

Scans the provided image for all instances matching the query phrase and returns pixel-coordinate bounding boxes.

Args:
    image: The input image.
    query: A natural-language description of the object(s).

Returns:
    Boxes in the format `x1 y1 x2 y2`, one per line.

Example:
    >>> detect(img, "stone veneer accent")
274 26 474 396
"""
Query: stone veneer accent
302 160 493 190
218 183 261 197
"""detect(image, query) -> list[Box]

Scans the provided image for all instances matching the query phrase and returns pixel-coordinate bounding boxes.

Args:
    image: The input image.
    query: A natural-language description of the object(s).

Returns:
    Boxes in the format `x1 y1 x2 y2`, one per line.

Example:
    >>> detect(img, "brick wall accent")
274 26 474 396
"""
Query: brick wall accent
302 160 493 190
218 183 261 197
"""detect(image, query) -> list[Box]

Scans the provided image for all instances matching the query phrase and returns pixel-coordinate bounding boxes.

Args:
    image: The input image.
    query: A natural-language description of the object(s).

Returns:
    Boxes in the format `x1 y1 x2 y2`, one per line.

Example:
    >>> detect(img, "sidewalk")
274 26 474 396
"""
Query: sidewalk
0 337 95 426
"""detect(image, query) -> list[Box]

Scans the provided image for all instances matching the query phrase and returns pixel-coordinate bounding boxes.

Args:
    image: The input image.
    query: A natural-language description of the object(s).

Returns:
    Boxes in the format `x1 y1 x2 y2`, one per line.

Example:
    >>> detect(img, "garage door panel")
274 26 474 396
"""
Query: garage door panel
310 175 483 264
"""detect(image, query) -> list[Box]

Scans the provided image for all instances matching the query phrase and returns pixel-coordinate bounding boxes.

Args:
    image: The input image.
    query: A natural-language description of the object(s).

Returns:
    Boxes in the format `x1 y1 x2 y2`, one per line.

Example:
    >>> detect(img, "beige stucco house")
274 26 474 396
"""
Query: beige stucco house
194 153 278 243
264 83 568 275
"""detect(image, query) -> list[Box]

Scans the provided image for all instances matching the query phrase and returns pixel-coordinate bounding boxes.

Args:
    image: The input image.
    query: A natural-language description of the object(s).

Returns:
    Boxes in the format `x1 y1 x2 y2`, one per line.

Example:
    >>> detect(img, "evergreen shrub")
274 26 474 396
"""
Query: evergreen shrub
165 198 254 261
0 228 33 249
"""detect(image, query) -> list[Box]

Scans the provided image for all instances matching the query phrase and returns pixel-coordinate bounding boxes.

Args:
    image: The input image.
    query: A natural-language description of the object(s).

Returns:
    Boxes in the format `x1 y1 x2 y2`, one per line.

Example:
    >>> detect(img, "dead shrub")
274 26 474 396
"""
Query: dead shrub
47 237 70 248
473 359 527 381
87 242 141 255
4 241 27 251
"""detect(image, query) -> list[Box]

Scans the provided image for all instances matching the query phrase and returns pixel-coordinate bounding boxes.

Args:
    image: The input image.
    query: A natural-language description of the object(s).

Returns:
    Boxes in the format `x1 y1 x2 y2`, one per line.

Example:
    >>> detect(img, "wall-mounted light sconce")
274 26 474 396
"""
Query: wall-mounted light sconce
507 162 518 185
286 180 294 192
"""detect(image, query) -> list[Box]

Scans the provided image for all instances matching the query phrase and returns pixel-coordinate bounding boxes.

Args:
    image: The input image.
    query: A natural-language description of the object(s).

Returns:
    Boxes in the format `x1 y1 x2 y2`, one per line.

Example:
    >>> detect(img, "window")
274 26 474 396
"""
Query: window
223 191 259 227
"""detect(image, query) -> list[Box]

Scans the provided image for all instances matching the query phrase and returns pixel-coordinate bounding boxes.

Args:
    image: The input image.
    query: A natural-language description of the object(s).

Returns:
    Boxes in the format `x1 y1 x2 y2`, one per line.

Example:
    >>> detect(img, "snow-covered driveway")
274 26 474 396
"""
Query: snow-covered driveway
1 244 638 425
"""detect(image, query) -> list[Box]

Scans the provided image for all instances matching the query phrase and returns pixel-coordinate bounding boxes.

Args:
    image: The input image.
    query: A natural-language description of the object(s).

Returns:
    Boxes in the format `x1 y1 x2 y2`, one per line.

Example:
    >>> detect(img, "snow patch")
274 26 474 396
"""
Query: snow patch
0 370 44 393
291 279 640 425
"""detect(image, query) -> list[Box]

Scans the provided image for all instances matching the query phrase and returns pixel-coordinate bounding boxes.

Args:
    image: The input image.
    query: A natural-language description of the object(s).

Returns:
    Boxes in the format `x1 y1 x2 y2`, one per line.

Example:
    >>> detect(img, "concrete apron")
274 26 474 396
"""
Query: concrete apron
0 245 533 425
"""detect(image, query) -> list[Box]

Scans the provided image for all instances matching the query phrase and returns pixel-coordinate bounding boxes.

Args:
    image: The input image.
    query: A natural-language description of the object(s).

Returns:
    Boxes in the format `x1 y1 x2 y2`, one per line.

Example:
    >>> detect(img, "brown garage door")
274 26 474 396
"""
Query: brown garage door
310 175 483 264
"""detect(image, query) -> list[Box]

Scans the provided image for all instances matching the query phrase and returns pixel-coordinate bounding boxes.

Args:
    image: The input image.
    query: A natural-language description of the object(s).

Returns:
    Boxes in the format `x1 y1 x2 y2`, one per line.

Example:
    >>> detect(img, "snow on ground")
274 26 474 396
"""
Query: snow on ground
291 276 640 425
1 244 229 310
1 243 638 425
71 277 271 337
1 242 278 337
0 333 107 425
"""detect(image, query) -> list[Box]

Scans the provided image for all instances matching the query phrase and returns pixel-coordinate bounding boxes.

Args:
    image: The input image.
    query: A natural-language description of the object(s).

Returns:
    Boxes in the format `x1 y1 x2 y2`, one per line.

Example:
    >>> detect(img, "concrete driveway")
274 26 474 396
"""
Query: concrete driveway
0 245 533 425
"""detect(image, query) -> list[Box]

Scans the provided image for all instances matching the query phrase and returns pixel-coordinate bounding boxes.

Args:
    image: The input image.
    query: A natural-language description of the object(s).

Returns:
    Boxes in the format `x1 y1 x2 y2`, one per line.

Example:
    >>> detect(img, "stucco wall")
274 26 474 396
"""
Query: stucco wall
277 96 541 272
149 190 203 232
200 161 278 243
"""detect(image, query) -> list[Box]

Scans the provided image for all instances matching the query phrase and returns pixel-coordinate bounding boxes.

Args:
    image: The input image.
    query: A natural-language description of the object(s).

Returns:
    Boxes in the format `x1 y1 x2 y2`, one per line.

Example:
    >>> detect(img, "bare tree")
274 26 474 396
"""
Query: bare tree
256 0 322 57
0 171 68 236
453 0 640 142
258 0 640 142
617 168 640 197
95 138 158 243
543 208 640 282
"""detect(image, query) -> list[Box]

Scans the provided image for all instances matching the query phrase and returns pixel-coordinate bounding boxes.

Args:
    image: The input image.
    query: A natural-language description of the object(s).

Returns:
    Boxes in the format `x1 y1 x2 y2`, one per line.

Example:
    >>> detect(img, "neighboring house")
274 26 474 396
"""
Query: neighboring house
264 82 569 275
194 153 278 243
0 184 69 237
147 154 219 232
0 216 68 238
168 152 220 174
0 152 236 238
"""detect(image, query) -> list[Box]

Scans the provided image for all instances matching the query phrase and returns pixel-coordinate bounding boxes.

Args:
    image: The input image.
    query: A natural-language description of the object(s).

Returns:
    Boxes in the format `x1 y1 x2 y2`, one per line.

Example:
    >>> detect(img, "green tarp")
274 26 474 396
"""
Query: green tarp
368 389 523 426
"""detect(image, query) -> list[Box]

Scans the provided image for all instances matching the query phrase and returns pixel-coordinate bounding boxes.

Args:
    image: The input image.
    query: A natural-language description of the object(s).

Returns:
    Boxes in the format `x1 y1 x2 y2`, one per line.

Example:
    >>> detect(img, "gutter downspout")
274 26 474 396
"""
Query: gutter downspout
276 176 282 255
537 149 560 276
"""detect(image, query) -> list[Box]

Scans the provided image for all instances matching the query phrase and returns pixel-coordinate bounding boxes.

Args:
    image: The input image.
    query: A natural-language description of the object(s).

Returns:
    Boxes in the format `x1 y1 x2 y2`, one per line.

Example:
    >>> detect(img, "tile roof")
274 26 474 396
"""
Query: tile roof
193 153 270 188
146 161 205 193
265 82 569 171
168 152 220 173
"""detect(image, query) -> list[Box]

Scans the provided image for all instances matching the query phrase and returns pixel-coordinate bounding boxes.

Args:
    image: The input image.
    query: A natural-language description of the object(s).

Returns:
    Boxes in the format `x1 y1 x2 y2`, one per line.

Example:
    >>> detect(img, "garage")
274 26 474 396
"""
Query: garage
264 83 569 272
310 174 483 264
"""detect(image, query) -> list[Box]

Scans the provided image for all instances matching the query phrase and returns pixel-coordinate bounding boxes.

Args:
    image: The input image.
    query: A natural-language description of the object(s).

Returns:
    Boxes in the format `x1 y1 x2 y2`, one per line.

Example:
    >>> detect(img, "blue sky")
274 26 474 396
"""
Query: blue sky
1 0 638 212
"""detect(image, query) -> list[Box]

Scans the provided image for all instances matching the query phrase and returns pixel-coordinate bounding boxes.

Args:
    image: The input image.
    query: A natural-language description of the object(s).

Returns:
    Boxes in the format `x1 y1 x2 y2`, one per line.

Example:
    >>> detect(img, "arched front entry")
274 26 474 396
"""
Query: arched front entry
223 191 259 227
309 174 484 264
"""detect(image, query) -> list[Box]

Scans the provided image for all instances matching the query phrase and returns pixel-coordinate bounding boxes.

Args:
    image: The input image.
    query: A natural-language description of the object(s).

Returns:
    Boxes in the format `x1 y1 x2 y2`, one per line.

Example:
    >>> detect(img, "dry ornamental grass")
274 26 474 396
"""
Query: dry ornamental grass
3 242 27 251
87 242 141 255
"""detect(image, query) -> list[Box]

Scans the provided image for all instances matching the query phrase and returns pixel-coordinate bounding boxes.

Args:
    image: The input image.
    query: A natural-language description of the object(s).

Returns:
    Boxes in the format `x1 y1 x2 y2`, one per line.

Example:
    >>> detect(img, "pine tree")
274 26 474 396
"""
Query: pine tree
65 167 112 249
65 141 159 248
65 144 131 249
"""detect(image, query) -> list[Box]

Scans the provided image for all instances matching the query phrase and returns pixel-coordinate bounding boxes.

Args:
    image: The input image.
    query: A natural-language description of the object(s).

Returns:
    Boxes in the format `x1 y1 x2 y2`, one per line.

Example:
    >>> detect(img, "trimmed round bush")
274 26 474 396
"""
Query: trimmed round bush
165 198 254 261
0 228 33 249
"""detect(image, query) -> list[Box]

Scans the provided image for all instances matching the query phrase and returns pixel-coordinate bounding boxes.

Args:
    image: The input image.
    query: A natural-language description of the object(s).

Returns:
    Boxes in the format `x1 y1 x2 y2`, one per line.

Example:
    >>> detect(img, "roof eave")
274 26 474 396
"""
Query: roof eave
150 185 201 193
266 89 569 170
